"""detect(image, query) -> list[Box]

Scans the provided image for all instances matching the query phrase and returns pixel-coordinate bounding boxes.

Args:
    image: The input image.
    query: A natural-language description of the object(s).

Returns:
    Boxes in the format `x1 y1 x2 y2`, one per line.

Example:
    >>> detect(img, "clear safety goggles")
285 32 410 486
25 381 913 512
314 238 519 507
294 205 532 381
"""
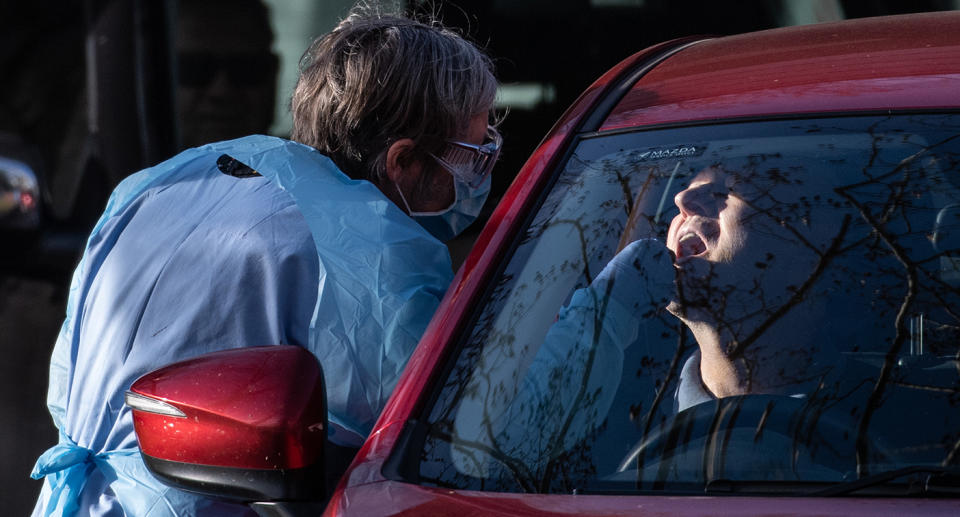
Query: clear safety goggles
430 125 502 189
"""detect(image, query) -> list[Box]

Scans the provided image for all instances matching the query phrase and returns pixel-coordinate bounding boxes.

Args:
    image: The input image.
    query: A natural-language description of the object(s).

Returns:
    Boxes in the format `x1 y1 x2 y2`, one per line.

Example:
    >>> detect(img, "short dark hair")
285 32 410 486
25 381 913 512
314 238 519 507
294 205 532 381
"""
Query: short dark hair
290 5 497 181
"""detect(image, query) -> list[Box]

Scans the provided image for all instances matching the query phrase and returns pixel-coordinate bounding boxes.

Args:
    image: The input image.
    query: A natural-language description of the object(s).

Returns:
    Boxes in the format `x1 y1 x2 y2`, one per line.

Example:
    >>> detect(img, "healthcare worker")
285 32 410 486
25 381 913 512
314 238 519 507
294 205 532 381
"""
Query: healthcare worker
31 5 500 516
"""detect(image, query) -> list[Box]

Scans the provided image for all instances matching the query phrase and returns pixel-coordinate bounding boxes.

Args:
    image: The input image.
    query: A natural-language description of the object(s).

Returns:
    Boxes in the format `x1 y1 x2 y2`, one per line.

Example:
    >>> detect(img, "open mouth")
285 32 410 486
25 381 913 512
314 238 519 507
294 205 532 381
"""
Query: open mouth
676 232 707 261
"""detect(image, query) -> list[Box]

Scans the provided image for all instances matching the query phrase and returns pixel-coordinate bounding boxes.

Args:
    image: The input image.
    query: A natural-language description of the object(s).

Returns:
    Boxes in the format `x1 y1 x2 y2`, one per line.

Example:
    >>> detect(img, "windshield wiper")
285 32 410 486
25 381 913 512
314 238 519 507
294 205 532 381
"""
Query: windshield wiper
701 466 960 497
589 467 960 497
704 479 826 495
812 466 960 497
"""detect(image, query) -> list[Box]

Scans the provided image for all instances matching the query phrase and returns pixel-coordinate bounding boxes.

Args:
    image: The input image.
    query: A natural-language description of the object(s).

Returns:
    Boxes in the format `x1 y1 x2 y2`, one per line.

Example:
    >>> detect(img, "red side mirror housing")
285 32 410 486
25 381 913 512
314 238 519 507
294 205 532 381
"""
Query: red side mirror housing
126 345 326 502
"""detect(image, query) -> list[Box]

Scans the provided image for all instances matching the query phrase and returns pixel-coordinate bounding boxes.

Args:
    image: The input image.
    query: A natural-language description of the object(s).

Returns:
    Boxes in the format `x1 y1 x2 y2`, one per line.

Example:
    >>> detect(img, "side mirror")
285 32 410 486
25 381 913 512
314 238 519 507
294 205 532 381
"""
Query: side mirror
126 345 327 503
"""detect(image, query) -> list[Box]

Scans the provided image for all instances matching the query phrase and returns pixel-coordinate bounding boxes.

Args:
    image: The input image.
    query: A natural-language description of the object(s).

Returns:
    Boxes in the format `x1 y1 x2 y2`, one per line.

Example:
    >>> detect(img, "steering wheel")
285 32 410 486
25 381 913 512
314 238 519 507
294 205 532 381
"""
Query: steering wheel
616 395 869 485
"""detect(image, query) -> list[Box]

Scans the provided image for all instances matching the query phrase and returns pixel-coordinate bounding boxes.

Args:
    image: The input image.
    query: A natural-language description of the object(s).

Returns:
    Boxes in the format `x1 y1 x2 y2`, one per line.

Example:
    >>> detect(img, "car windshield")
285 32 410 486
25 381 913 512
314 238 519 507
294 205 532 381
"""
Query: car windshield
413 114 960 495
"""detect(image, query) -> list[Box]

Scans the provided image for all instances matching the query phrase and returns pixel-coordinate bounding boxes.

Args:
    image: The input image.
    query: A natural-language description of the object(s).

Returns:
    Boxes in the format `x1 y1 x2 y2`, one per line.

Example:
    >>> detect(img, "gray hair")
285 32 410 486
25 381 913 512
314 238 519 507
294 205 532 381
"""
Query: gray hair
290 5 497 182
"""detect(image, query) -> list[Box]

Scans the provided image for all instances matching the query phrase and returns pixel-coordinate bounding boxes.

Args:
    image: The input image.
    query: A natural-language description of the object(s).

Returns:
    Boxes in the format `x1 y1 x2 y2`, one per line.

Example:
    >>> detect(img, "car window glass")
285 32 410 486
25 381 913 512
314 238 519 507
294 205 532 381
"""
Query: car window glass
417 114 960 494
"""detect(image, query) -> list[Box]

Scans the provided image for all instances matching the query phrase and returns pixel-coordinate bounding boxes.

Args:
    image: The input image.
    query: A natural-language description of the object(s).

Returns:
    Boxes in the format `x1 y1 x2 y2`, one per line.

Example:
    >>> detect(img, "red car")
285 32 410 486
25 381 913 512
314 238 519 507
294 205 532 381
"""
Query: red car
126 12 960 516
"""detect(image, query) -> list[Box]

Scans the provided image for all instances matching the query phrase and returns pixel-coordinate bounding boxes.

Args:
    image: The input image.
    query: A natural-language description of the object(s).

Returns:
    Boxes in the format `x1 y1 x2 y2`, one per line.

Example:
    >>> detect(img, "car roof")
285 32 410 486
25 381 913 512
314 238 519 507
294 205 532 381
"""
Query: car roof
601 11 960 131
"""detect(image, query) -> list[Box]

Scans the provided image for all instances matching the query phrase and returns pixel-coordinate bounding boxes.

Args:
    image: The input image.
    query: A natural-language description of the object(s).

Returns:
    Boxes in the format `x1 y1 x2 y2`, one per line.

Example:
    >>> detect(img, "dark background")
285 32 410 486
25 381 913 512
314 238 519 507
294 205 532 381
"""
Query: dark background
2 0 956 514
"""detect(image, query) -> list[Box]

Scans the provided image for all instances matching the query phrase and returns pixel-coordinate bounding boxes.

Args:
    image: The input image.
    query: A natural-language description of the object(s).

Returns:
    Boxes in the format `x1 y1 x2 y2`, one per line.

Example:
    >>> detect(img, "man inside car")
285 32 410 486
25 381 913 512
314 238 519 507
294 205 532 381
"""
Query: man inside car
487 149 952 479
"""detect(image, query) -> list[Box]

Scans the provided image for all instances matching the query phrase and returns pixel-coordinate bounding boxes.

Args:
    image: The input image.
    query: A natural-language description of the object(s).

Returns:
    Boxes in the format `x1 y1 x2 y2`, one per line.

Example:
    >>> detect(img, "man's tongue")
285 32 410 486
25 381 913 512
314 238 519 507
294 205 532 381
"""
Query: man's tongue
678 234 706 259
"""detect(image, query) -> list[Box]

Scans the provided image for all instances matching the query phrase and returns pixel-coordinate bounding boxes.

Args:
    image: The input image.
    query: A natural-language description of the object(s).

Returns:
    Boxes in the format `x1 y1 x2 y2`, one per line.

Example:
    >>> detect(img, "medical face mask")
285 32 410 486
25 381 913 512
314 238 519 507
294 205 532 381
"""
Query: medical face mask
396 172 492 242
396 126 501 241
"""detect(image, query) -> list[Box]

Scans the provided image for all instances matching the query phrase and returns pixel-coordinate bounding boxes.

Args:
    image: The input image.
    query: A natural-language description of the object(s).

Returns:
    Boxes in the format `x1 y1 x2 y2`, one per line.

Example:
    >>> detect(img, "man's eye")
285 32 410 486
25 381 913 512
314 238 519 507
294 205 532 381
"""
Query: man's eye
728 178 763 198
724 175 745 191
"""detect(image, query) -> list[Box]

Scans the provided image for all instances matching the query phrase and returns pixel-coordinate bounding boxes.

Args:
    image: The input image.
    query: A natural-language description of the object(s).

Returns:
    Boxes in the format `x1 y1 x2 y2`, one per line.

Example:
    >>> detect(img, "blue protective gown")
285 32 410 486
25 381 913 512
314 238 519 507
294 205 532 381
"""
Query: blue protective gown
30 135 453 516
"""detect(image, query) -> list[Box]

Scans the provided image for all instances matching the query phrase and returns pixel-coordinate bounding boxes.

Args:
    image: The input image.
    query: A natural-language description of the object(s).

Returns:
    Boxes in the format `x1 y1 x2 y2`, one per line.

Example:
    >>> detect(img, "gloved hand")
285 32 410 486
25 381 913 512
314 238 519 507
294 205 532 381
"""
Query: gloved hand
593 238 675 318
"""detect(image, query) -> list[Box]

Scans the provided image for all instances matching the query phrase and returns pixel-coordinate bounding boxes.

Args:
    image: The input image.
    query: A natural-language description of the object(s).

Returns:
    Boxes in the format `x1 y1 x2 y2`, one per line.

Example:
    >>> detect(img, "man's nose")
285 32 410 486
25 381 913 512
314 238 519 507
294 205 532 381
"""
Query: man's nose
674 183 719 217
